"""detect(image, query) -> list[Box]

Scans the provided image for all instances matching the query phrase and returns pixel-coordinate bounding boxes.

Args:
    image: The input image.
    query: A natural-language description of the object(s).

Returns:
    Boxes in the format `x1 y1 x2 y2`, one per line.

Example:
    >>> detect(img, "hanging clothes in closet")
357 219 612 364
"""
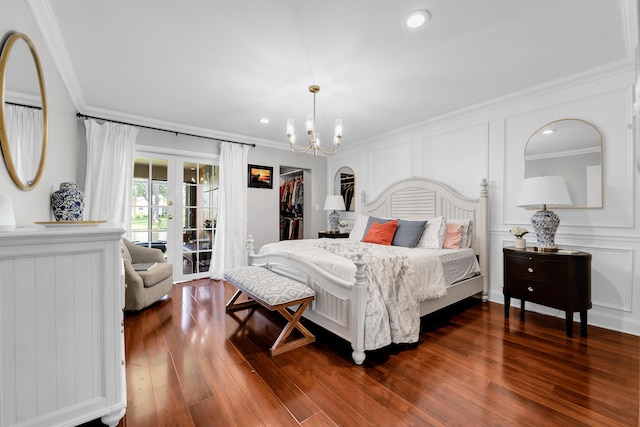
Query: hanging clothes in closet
280 175 303 240
341 173 355 211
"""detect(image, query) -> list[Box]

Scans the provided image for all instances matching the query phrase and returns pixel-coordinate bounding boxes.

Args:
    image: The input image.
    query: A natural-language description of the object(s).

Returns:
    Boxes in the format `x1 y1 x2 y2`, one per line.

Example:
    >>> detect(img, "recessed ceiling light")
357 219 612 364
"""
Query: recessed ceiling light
258 118 270 124
404 10 431 29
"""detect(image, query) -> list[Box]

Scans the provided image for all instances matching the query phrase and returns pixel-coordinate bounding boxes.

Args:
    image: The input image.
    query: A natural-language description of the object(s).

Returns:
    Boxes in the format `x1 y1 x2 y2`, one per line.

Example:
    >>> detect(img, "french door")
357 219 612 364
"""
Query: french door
131 151 218 282
177 159 219 281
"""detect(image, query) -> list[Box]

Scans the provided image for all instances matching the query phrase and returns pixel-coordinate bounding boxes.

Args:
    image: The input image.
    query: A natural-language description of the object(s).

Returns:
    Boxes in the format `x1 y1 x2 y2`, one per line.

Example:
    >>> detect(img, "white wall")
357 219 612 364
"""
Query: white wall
247 145 327 251
329 64 640 336
4 0 638 336
0 0 84 225
0 2 327 251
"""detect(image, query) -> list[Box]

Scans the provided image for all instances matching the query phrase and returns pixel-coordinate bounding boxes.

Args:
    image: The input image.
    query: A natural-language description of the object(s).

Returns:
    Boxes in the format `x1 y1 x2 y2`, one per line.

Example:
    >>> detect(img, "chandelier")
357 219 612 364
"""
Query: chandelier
286 85 342 157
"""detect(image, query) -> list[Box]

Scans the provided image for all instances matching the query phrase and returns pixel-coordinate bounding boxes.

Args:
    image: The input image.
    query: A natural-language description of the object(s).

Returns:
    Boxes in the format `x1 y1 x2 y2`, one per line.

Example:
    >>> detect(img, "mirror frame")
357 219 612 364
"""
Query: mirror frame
524 118 603 208
0 32 48 191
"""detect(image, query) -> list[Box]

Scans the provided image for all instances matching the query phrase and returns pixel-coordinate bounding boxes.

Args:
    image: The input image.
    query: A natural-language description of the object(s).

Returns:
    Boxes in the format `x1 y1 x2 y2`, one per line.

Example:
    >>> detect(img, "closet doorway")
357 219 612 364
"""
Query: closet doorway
279 167 310 240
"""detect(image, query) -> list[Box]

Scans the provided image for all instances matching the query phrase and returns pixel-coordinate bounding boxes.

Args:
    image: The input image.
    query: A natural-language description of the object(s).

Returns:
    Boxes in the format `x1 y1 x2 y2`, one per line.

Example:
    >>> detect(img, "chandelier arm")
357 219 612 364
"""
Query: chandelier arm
317 145 338 155
290 144 311 155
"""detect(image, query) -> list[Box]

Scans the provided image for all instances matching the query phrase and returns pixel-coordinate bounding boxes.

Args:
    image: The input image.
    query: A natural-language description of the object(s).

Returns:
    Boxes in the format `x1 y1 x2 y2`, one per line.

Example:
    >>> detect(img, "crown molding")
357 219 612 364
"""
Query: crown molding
80 105 284 149
26 0 85 111
27 0 289 151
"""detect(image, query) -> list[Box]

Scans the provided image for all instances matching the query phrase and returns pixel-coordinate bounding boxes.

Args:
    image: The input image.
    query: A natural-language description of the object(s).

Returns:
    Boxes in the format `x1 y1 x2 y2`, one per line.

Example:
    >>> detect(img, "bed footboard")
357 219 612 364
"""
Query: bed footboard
246 236 368 365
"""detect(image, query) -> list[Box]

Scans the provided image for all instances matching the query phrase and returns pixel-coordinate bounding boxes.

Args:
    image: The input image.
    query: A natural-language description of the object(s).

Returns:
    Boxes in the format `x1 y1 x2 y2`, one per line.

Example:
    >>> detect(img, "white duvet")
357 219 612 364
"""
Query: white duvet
259 239 479 350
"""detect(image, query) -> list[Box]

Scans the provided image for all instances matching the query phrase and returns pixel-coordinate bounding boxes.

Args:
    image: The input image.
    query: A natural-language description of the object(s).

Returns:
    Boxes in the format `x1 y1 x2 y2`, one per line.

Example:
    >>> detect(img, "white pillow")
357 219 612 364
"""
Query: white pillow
348 214 369 241
416 216 446 249
447 219 472 248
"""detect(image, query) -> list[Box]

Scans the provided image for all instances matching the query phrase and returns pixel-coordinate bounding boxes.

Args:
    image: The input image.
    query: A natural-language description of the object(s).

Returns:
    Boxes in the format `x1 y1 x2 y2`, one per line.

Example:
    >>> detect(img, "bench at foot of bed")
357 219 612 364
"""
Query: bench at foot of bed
224 266 316 356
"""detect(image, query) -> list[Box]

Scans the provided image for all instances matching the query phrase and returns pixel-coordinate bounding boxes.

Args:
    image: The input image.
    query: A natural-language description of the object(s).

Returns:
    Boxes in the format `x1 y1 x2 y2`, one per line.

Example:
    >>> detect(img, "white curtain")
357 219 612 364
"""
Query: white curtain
83 119 138 227
211 142 249 279
6 104 43 185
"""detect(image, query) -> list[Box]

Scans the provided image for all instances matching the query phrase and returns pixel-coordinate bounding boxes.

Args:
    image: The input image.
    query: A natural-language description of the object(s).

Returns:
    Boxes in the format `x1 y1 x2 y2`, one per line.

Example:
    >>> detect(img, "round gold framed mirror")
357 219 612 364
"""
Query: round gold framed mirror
0 32 48 190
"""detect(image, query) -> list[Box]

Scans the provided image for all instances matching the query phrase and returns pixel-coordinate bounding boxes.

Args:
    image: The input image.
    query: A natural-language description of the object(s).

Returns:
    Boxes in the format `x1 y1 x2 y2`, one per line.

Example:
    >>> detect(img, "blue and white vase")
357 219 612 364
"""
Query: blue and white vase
51 182 85 221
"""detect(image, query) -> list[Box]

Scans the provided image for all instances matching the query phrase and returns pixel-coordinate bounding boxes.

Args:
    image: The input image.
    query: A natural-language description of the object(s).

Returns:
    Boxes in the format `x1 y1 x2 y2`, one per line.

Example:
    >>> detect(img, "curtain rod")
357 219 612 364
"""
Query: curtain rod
76 112 256 147
6 101 42 110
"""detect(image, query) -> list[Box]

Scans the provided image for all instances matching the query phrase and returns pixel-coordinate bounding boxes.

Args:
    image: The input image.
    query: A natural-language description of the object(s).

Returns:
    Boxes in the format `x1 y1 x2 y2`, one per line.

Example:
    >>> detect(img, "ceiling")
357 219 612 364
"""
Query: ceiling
27 0 634 149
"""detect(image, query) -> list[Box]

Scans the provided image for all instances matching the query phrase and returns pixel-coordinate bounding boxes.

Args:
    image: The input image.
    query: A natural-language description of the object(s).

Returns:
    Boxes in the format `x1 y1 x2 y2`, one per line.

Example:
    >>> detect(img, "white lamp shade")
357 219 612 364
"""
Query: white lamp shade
324 195 346 211
516 176 573 208
0 195 16 231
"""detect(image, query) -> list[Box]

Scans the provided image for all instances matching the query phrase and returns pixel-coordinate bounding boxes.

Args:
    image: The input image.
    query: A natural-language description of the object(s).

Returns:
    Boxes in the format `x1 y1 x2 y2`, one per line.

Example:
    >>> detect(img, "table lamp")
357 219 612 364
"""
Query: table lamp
516 176 572 252
324 195 346 232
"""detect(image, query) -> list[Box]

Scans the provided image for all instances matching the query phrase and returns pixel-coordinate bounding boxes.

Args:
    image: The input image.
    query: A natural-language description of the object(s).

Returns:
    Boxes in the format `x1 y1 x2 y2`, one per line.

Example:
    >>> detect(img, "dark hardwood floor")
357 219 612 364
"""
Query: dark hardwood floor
109 279 638 426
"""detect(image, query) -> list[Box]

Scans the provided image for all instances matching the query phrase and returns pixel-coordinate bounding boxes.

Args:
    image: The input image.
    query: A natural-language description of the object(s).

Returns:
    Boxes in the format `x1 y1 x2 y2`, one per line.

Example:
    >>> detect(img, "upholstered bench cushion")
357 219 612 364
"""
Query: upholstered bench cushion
224 266 314 306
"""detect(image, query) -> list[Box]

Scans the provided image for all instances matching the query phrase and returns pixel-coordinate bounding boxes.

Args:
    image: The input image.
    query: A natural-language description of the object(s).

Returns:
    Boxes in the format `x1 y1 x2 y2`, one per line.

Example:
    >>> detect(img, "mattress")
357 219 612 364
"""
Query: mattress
259 239 481 299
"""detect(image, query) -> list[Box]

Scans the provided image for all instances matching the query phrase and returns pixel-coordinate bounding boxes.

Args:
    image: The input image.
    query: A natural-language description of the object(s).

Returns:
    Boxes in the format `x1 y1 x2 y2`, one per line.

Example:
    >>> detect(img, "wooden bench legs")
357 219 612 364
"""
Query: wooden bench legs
226 289 315 356
270 300 315 356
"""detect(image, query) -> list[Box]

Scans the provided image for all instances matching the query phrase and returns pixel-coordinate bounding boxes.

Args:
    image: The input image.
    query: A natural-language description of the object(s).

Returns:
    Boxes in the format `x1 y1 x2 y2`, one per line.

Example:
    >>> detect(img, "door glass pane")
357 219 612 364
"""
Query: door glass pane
181 161 218 275
131 157 168 255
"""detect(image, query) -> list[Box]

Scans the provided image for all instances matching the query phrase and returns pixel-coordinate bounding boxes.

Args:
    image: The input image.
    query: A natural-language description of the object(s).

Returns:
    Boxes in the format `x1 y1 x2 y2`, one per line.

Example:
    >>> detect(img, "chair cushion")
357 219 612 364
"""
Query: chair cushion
138 262 173 288
225 266 314 306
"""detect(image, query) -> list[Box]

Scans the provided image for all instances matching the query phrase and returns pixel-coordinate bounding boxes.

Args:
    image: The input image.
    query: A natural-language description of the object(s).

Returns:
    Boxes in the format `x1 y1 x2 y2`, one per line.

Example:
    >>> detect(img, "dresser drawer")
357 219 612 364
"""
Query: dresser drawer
506 280 567 308
505 253 567 283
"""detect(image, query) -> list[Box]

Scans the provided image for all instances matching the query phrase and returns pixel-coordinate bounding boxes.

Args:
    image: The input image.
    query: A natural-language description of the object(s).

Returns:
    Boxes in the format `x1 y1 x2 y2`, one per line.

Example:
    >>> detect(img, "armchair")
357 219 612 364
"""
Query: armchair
122 238 173 311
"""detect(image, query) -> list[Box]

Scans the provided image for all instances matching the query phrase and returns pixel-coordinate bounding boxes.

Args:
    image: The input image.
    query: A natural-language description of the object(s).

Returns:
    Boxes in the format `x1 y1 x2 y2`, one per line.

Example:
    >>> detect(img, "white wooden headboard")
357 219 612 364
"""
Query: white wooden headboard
362 176 489 275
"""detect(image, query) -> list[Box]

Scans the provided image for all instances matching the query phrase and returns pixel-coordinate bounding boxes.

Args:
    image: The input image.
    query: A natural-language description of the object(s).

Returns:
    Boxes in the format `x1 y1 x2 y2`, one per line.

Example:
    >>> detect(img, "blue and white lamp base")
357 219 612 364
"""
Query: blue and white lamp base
531 209 560 252
328 210 340 232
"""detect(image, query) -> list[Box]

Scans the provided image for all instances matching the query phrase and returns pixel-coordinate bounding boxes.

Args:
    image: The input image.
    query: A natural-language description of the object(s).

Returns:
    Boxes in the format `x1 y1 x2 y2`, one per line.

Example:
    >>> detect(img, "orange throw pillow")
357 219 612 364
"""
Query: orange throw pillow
443 223 463 249
362 220 398 245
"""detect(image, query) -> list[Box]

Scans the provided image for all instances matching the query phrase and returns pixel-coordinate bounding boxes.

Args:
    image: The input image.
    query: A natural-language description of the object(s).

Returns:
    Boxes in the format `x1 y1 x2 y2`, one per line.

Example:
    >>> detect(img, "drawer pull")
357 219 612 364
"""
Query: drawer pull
528 287 534 292
527 267 534 273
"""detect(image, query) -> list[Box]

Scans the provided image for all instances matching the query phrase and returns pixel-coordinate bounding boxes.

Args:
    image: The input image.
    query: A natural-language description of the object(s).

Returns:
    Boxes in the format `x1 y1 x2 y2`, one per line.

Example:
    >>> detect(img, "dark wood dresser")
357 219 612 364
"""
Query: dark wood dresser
503 246 592 337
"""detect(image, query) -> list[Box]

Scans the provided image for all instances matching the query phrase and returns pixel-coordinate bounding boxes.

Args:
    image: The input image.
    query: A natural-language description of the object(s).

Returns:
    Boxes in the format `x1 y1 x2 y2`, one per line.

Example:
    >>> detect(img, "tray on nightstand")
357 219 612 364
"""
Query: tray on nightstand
318 231 349 239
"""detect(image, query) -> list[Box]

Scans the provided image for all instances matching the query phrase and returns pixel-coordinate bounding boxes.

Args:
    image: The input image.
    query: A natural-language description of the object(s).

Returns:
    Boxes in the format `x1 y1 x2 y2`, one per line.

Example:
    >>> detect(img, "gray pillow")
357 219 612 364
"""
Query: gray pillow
391 219 428 248
361 216 392 240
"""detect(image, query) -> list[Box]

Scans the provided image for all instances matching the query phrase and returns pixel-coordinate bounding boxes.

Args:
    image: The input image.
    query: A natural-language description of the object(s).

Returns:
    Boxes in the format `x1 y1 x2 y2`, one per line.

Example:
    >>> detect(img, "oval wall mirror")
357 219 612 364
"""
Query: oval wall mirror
524 118 603 208
334 166 355 211
0 32 48 190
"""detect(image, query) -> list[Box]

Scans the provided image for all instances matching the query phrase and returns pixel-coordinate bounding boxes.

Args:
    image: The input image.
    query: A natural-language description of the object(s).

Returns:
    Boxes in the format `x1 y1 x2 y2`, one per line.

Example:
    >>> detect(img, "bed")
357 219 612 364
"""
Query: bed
246 176 489 364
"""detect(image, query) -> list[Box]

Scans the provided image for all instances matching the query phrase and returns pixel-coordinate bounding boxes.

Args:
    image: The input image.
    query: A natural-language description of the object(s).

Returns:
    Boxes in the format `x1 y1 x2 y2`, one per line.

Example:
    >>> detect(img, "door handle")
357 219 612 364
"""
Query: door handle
167 200 174 206
168 215 174 220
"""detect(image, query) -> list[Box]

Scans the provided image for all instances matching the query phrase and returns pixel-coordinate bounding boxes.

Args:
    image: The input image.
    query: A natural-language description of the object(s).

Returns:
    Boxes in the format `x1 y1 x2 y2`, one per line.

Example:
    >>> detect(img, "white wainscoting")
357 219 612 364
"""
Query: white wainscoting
0 226 126 427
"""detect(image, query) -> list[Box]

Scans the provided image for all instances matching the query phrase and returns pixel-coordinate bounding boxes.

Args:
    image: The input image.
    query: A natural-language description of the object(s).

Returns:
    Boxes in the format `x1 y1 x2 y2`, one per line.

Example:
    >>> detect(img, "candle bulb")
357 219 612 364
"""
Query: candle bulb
306 113 313 133
286 118 295 137
334 119 343 138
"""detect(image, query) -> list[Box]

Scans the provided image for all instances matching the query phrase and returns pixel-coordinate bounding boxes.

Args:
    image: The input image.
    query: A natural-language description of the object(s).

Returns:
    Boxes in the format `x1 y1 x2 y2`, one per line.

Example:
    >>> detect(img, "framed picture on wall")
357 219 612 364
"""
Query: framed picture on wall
248 164 273 189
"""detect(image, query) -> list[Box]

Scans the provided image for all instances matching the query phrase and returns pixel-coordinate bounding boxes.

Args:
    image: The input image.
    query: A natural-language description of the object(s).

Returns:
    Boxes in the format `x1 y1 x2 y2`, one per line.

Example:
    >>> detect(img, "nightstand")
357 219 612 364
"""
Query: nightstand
318 231 349 239
503 246 592 337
